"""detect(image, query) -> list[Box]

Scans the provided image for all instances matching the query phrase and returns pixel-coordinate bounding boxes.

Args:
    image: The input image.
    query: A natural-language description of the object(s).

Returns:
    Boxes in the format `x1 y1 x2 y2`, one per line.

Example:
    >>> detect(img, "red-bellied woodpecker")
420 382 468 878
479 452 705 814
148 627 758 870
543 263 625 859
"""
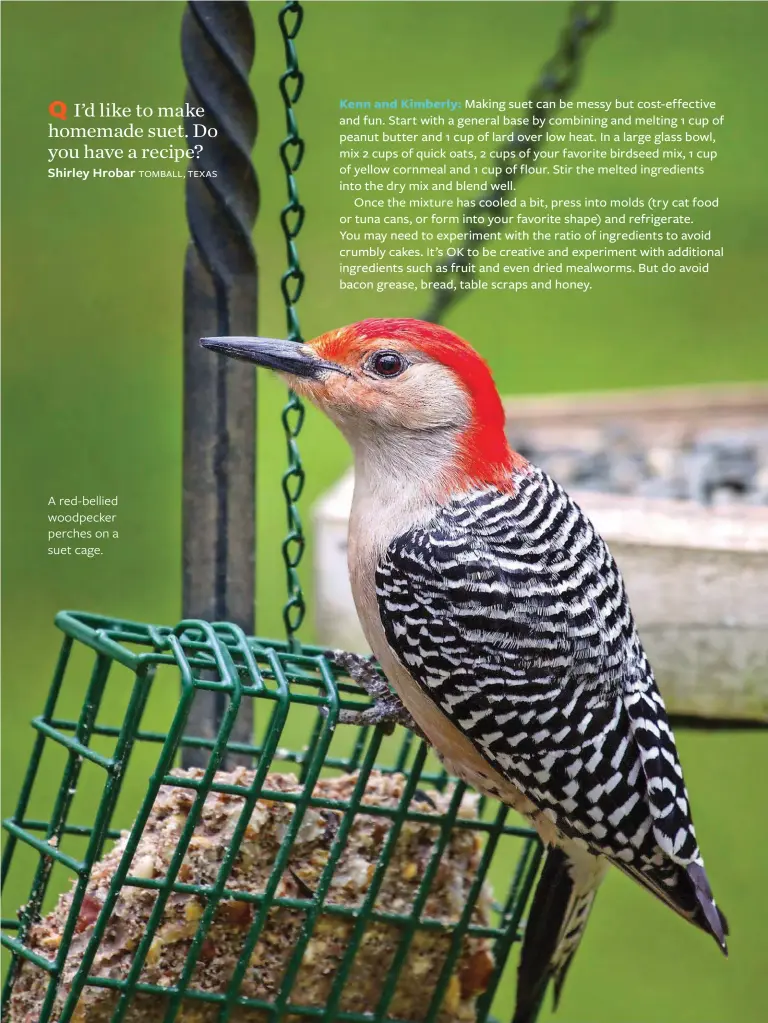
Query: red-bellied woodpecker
202 318 728 1021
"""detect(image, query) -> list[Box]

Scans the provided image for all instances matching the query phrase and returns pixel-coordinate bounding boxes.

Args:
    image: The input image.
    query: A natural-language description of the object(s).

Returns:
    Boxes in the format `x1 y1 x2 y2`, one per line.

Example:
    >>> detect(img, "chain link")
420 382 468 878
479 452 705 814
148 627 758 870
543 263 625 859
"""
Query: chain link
278 0 307 649
275 0 610 645
420 1 614 324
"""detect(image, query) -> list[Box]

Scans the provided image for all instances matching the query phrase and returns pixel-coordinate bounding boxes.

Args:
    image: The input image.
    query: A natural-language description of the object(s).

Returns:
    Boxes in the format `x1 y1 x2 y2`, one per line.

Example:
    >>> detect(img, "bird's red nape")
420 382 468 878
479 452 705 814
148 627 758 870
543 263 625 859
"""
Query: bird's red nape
315 318 526 491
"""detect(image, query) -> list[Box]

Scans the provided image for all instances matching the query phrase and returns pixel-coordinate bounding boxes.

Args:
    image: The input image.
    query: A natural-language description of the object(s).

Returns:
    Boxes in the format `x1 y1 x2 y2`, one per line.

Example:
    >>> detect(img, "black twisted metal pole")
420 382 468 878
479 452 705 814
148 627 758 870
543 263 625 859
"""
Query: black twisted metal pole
420 0 614 323
181 1 259 766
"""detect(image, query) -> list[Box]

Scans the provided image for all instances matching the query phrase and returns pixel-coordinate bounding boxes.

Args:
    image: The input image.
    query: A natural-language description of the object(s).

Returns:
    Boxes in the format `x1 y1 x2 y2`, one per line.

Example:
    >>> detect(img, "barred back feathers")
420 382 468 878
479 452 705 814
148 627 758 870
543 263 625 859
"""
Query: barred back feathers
375 465 726 948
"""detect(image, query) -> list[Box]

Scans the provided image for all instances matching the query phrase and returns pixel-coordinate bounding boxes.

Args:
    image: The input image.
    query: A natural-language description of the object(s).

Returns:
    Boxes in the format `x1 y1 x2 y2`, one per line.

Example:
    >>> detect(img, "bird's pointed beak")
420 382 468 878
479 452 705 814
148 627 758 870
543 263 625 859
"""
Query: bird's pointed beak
200 336 335 380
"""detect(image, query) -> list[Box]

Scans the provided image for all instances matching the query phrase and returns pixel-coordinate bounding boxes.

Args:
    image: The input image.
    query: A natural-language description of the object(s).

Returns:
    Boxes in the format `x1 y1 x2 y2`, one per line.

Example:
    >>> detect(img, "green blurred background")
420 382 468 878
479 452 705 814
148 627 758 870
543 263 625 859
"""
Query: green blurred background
2 2 767 1021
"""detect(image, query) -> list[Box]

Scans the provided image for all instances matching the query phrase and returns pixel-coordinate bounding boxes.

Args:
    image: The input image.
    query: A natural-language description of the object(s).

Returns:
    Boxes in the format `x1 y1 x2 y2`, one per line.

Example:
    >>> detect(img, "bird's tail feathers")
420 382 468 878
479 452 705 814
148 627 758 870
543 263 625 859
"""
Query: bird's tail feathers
610 856 728 953
512 843 607 1023
686 861 729 951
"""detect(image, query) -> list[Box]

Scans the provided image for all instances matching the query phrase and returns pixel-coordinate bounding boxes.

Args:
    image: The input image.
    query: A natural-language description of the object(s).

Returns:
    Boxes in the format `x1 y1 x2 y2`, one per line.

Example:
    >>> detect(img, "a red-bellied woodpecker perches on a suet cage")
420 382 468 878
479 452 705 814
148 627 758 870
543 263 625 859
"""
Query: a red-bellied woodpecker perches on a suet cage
200 319 729 1023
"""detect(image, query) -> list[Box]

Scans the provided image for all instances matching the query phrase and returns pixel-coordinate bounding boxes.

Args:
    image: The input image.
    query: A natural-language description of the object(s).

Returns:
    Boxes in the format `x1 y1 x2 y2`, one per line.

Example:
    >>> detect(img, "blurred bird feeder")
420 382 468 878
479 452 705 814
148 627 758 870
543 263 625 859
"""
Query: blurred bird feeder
1 3 618 1023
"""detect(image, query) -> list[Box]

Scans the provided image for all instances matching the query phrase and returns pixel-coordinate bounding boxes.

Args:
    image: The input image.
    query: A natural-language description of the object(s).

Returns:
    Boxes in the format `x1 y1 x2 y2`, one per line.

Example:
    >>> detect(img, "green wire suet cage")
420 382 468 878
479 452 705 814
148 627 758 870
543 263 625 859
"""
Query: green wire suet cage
2 2 616 1020
1 612 542 1022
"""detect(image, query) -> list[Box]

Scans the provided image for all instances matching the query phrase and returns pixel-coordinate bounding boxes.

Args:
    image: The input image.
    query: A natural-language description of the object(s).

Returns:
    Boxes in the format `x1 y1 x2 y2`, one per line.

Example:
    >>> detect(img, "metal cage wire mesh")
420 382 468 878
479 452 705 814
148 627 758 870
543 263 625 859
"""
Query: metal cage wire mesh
1 612 542 1023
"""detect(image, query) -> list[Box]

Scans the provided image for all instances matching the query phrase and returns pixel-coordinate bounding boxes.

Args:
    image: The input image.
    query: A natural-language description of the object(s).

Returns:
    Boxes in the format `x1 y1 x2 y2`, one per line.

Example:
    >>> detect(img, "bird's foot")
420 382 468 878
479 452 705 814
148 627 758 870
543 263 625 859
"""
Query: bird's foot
323 649 423 737
325 650 390 700
336 695 419 734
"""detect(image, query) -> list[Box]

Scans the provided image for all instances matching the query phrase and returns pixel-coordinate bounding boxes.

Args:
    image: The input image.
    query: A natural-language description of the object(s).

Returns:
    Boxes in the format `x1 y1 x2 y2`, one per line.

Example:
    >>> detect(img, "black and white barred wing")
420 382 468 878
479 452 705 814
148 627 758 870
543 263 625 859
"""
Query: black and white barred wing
375 472 726 947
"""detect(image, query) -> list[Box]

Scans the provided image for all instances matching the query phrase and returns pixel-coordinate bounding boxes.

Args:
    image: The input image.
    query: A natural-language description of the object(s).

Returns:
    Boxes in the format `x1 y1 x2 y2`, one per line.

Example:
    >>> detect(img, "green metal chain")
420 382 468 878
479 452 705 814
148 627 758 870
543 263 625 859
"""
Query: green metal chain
278 0 307 650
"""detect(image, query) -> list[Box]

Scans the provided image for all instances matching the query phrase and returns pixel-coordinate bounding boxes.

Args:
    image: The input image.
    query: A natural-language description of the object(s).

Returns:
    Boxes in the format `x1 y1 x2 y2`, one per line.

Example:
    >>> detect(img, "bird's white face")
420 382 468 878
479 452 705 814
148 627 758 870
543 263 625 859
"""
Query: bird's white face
201 327 471 443
292 331 473 437
201 319 517 495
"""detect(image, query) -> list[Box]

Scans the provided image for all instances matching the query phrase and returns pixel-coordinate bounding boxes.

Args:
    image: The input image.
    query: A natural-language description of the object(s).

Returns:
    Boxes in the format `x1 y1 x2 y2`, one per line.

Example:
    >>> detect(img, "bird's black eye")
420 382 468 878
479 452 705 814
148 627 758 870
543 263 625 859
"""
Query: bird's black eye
369 351 406 378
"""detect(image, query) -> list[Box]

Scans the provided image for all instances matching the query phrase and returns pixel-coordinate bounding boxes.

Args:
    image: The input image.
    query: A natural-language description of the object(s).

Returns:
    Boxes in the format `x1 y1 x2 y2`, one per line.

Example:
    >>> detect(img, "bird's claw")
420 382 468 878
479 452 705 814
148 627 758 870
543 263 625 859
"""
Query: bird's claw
322 648 423 737
324 649 389 700
321 697 419 735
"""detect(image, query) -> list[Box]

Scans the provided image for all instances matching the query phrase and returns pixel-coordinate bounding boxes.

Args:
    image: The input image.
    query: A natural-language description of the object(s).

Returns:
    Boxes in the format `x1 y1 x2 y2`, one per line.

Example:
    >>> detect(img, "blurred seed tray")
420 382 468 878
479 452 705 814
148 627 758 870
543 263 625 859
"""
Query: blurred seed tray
314 383 768 724
504 382 768 506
